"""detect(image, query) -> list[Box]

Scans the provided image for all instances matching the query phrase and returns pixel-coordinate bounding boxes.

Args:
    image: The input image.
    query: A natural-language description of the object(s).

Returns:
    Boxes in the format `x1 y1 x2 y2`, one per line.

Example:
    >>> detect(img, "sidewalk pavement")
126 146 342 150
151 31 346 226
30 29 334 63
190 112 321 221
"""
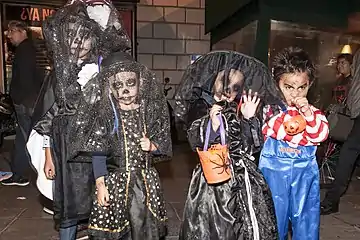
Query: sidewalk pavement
0 141 360 239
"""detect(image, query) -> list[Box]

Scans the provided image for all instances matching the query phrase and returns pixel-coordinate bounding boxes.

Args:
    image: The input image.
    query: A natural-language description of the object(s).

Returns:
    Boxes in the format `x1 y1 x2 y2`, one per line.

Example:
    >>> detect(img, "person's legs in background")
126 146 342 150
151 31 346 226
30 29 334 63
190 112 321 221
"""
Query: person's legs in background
321 117 360 214
1 104 31 186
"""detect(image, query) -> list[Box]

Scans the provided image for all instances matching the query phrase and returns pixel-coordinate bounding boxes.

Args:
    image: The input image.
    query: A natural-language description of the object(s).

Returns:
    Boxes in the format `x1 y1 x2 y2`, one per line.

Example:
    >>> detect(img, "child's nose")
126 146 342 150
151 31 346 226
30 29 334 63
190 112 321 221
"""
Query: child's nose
290 92 298 98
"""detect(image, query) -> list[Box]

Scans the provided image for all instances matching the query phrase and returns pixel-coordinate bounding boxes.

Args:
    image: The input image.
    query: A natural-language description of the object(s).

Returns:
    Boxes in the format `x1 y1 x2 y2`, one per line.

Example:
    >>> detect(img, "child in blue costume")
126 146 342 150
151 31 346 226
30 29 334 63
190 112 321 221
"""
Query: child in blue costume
259 47 329 240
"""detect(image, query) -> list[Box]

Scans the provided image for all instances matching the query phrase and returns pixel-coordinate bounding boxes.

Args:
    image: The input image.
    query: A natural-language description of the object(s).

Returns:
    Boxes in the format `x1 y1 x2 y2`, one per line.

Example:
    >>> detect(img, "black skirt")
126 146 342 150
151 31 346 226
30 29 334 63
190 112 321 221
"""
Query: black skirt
52 116 95 228
88 168 167 240
179 158 278 240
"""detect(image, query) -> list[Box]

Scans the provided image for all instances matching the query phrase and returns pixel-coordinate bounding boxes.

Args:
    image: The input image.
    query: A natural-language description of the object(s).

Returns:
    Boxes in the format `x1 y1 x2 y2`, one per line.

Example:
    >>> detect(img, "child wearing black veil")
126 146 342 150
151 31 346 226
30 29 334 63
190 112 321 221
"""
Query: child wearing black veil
26 0 131 239
174 51 282 240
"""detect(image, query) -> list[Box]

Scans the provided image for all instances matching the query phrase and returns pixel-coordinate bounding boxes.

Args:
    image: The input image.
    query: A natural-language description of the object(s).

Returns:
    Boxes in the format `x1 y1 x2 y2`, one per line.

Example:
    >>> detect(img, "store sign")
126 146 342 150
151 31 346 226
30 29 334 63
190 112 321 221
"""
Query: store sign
4 5 133 37
20 7 56 22
4 5 56 27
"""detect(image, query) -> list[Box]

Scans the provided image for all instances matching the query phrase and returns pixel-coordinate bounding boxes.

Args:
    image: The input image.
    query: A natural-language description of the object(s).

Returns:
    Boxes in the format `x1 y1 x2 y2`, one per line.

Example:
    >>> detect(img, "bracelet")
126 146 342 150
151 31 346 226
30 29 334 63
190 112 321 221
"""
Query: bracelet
43 135 51 148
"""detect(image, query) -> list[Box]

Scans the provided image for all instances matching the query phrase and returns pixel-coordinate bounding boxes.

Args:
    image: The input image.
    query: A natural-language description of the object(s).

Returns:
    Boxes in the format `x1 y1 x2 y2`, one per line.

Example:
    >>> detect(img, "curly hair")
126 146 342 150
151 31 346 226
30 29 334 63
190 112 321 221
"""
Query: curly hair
273 47 315 84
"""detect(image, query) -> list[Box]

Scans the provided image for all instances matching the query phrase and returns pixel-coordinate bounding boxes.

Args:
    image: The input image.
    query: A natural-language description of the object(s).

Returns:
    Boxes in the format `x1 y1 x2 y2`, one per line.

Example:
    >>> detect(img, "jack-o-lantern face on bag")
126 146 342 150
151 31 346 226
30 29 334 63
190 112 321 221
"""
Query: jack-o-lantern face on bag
283 115 306 135
110 71 139 107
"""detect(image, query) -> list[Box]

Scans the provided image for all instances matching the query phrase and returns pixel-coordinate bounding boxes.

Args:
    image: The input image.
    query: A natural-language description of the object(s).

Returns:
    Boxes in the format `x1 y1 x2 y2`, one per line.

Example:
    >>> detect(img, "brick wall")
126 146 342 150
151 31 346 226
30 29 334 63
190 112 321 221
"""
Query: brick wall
136 0 209 101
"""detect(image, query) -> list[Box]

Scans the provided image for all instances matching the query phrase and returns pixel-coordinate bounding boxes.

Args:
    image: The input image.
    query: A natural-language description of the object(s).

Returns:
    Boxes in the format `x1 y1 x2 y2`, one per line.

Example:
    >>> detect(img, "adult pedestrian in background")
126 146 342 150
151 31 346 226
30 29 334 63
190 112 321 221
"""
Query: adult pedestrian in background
1 20 43 186
321 49 360 215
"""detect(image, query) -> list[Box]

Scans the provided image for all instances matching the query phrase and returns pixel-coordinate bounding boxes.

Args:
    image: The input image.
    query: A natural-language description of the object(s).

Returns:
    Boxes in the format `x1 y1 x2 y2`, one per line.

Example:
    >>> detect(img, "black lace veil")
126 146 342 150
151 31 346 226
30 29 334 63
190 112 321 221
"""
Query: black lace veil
42 0 131 102
68 52 172 160
174 50 283 125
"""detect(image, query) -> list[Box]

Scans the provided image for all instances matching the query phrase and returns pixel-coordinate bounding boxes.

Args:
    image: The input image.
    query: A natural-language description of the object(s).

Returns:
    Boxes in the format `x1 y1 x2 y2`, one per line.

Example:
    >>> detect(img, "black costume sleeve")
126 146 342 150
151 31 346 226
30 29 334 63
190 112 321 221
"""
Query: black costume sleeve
224 108 263 156
146 93 172 161
92 155 108 179
33 102 59 137
82 115 112 156
240 116 263 153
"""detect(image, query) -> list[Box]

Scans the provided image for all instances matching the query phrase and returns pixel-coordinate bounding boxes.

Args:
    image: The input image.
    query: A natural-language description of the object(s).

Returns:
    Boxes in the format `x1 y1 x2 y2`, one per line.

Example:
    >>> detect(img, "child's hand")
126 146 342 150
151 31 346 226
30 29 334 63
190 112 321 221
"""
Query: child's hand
292 97 311 116
210 104 223 131
96 177 110 207
44 148 55 180
140 133 157 152
241 90 260 119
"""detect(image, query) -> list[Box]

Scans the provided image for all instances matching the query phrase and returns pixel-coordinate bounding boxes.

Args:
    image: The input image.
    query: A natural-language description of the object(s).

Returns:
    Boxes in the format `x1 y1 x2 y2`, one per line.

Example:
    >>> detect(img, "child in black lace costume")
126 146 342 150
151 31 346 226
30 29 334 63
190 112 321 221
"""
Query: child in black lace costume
78 52 172 239
175 51 282 240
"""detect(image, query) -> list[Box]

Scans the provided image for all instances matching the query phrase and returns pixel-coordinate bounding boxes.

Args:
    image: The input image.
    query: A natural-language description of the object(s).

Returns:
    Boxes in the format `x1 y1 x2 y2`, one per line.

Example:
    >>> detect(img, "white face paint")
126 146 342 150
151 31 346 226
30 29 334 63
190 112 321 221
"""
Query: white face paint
111 71 139 107
68 23 93 64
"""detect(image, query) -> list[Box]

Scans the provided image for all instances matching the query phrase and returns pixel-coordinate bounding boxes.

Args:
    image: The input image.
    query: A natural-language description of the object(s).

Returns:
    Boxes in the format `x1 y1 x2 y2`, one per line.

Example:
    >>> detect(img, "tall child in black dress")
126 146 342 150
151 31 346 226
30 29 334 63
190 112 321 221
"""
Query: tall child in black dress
27 0 131 238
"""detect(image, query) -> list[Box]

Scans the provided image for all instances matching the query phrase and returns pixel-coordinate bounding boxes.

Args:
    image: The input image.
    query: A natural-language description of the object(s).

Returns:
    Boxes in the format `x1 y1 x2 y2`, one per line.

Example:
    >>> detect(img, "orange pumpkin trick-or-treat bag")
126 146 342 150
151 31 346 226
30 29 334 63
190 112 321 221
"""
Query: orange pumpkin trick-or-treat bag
197 114 231 184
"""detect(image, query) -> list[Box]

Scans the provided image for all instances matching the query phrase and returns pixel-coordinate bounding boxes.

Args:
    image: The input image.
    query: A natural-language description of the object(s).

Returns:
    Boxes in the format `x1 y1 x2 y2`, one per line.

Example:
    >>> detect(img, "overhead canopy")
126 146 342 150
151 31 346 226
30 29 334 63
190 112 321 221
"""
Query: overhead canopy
206 0 354 44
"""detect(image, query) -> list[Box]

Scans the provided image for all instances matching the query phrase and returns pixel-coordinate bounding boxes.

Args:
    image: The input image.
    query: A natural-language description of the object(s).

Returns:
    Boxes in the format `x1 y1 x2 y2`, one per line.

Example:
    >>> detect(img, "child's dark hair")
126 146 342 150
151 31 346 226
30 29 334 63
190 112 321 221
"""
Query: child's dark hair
273 47 315 84
337 53 353 65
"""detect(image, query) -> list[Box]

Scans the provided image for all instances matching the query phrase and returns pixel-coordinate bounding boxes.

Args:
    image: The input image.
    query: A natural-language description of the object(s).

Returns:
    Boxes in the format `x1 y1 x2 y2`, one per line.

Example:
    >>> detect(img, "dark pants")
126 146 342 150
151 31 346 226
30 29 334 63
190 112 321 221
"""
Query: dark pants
324 117 360 203
11 104 32 178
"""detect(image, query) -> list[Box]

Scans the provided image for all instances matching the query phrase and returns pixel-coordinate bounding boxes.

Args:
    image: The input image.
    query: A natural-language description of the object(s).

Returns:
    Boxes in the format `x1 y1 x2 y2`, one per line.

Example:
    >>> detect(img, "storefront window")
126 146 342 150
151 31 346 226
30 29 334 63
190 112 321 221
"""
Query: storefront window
269 20 360 110
212 21 258 56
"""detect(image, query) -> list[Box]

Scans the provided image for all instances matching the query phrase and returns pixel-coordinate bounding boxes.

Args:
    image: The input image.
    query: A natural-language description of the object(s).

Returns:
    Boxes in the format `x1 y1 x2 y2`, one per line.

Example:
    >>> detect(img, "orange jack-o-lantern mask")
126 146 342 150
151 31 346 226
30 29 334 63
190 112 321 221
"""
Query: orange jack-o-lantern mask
283 115 307 135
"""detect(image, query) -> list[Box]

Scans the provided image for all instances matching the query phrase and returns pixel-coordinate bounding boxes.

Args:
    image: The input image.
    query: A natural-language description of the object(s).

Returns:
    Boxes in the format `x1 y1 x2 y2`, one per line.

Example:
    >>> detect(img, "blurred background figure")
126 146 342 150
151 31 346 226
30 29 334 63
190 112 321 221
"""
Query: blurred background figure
1 20 43 187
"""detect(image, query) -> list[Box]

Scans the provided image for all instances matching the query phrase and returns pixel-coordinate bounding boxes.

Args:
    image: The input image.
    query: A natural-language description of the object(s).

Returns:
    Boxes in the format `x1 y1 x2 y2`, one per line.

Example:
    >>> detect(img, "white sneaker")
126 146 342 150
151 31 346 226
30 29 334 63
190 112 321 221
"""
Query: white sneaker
76 236 89 240
43 207 54 215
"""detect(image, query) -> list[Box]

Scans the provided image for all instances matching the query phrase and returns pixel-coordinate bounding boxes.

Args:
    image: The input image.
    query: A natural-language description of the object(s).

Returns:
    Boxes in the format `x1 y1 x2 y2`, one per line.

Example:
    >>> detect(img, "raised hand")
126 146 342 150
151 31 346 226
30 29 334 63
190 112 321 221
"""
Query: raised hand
292 97 311 117
240 89 261 120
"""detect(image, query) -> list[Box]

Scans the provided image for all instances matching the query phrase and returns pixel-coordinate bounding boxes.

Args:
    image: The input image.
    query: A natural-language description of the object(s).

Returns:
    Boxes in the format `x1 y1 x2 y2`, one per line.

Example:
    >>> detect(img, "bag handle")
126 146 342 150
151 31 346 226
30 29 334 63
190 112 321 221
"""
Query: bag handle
203 114 226 151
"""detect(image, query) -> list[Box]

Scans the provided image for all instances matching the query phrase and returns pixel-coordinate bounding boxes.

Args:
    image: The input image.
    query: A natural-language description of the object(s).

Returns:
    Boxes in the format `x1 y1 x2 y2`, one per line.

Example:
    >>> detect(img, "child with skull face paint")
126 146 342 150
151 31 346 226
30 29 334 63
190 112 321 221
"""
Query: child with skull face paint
78 52 172 239
175 51 280 240
259 47 329 240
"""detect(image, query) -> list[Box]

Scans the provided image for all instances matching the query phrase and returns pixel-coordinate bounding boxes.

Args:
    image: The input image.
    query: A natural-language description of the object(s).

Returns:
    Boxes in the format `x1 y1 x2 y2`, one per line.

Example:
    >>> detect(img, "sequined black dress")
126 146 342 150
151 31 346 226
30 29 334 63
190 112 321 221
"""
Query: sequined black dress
179 104 278 240
87 106 169 239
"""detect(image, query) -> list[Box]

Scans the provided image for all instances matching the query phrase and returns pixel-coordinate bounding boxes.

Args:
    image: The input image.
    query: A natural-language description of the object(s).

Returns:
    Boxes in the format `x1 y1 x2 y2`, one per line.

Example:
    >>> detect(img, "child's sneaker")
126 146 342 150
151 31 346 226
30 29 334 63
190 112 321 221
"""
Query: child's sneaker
0 171 12 182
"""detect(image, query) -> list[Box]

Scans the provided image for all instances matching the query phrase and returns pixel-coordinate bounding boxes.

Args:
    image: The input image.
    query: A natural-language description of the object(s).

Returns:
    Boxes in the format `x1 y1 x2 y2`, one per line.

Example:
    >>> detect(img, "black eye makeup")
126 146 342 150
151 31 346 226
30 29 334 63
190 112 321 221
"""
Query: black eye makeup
112 81 124 90
126 78 137 87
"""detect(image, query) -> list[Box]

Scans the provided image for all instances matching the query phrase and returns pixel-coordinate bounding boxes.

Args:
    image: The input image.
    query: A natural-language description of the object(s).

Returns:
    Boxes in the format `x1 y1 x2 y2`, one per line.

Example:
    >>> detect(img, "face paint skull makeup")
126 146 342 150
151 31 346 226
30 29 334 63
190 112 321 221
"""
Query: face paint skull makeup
110 71 139 108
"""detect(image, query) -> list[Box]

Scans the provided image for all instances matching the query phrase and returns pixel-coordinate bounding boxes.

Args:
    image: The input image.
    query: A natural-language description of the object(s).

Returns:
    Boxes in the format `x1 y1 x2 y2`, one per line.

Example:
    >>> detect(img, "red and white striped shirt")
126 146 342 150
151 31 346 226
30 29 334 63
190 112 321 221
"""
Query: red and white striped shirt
262 105 329 147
